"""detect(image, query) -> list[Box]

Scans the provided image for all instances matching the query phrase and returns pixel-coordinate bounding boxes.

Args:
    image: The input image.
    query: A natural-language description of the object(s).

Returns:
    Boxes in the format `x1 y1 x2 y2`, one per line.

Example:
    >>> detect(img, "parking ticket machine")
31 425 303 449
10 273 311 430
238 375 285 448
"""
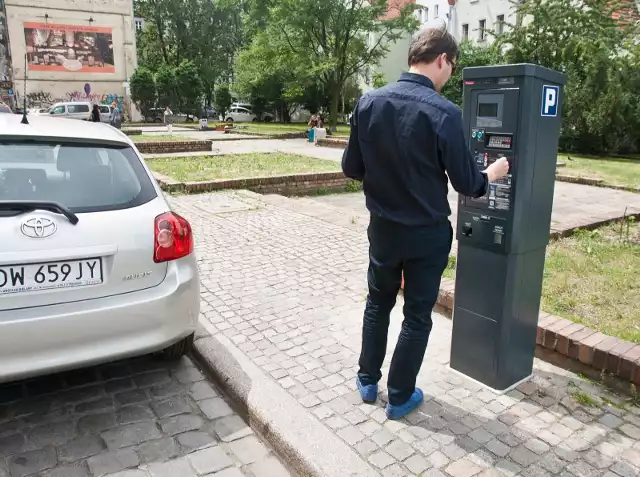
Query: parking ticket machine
450 64 566 391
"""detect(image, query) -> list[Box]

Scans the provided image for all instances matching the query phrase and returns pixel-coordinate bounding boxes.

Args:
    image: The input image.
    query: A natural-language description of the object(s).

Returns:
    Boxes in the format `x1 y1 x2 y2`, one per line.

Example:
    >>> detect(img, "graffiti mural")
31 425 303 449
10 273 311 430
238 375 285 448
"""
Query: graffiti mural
24 88 125 112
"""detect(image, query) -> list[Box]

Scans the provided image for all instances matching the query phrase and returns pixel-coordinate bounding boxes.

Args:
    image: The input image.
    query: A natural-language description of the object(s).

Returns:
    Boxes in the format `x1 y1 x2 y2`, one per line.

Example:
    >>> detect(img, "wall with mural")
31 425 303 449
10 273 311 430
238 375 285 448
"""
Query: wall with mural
3 0 139 118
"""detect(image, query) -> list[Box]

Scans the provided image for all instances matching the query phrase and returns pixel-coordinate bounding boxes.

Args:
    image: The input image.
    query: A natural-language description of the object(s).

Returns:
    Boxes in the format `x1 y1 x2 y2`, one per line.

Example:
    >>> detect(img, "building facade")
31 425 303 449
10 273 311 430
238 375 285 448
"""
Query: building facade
2 0 139 118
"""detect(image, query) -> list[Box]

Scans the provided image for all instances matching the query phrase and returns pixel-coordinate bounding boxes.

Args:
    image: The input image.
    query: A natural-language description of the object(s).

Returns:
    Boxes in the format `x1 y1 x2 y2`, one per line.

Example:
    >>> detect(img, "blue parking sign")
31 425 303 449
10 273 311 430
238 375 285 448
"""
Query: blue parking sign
541 85 559 117
7 89 13 95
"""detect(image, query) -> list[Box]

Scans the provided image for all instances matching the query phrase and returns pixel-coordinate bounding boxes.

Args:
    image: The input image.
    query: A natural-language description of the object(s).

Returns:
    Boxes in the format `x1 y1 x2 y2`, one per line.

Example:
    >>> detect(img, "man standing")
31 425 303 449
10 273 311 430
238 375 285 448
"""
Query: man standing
342 27 509 420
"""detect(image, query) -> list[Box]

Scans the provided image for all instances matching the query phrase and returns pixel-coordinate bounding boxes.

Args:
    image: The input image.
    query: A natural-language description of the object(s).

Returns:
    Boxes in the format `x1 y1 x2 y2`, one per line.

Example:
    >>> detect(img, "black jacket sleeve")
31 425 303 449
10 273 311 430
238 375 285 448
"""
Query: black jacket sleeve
341 103 365 181
437 110 488 198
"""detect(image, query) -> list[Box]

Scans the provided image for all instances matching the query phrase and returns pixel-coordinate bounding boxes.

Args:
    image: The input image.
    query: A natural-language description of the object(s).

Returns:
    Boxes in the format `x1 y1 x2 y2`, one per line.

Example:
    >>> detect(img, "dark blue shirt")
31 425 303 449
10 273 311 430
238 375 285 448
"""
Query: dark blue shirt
342 72 488 227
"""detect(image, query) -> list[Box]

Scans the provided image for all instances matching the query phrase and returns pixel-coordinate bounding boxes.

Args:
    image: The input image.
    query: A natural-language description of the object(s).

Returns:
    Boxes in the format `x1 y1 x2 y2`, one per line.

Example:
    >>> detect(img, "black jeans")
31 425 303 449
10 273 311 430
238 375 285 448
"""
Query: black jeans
357 214 452 406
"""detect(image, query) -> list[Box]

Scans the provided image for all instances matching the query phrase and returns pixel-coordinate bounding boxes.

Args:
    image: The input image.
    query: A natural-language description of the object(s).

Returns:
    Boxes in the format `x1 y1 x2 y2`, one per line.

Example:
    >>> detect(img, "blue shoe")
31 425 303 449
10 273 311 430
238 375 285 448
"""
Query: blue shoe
386 388 424 420
356 377 378 403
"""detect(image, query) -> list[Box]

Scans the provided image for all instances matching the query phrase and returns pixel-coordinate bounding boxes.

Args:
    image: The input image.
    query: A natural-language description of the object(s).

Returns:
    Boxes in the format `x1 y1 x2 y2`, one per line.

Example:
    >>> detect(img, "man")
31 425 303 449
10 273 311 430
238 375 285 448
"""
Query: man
342 27 509 420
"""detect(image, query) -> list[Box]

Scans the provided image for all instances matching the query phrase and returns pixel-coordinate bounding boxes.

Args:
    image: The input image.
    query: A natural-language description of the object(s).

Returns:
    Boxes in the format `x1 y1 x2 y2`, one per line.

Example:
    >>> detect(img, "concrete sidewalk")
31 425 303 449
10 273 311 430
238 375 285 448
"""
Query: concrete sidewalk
172 190 640 477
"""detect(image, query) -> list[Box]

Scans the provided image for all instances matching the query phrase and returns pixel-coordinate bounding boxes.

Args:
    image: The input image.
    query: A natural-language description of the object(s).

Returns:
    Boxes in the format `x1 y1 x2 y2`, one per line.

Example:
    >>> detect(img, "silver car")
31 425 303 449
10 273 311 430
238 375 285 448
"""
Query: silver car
0 114 200 383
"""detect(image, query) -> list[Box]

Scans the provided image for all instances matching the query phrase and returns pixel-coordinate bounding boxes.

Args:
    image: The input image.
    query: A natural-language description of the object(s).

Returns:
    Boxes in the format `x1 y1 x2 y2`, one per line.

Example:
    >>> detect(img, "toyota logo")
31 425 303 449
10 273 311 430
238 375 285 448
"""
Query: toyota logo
21 217 57 238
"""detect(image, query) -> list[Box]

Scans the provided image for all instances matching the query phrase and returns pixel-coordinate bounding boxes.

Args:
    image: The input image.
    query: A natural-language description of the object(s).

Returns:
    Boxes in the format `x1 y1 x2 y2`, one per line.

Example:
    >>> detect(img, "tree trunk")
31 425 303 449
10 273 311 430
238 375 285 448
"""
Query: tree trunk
329 80 340 132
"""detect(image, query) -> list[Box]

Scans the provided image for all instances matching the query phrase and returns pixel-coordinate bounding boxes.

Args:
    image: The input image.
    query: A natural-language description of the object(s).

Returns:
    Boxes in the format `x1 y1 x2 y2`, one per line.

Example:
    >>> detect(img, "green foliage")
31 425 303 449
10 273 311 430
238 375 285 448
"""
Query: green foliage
372 73 388 89
130 67 157 117
495 0 640 155
175 60 203 116
155 65 178 110
214 84 232 119
236 0 419 126
441 40 503 107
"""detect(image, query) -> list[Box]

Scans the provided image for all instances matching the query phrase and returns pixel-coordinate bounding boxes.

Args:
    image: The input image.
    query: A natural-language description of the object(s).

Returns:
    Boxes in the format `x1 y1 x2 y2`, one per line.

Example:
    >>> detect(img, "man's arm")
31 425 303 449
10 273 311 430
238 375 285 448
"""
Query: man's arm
437 110 489 198
341 104 365 181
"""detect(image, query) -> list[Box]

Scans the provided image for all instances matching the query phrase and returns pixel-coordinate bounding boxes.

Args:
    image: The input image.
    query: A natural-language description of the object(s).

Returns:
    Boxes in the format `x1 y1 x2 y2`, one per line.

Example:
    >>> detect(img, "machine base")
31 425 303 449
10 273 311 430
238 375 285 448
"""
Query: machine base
447 366 533 395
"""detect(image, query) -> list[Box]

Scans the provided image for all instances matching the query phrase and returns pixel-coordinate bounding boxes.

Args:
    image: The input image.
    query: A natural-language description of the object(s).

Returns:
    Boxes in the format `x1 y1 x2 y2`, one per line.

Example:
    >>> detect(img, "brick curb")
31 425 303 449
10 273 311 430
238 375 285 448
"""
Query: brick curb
135 140 213 154
227 130 307 140
556 174 640 193
433 278 640 386
153 171 352 196
123 129 142 136
316 138 348 149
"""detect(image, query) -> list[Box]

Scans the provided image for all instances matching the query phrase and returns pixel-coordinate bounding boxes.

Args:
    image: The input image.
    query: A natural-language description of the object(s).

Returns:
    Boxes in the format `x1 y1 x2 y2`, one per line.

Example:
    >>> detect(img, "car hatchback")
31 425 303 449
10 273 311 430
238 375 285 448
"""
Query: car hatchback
0 114 200 383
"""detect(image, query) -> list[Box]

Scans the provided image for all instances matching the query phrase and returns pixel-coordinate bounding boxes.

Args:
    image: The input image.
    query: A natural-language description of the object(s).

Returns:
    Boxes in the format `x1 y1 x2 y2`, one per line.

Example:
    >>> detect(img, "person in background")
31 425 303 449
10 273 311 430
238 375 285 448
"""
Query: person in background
318 114 332 136
307 114 318 132
90 104 101 122
110 104 122 129
164 106 174 134
342 27 509 420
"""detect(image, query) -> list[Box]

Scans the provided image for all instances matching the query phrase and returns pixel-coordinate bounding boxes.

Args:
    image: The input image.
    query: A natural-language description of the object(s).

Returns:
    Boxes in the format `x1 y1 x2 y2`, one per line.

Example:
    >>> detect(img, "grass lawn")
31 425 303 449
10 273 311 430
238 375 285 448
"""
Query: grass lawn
147 152 341 182
558 154 640 190
444 220 640 343
133 135 194 142
237 122 351 137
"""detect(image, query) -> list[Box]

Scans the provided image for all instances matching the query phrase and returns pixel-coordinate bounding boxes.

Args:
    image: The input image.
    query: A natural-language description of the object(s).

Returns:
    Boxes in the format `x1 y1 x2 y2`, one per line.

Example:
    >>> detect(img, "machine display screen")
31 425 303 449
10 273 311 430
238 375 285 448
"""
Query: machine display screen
486 134 513 149
478 102 498 118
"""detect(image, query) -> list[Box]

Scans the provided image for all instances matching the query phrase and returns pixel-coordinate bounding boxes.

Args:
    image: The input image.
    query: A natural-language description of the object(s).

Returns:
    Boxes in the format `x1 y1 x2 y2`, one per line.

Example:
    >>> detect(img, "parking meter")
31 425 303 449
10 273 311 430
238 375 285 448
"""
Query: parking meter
449 64 566 391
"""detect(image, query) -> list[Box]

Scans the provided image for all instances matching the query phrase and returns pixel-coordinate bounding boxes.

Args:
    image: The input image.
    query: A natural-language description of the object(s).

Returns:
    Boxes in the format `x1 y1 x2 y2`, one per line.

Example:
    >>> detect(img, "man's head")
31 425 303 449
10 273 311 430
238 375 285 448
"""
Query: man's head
407 27 459 92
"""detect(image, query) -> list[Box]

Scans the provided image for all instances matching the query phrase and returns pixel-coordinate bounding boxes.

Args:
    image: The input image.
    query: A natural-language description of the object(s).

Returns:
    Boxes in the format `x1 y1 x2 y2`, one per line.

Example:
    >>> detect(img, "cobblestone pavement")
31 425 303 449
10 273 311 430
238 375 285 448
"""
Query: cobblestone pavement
171 190 640 477
313 181 640 255
0 355 291 477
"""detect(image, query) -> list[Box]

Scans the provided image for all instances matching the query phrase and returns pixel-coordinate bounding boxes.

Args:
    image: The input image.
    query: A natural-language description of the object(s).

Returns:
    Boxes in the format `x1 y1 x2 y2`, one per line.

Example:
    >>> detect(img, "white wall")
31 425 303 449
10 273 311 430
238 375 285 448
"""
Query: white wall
4 0 140 119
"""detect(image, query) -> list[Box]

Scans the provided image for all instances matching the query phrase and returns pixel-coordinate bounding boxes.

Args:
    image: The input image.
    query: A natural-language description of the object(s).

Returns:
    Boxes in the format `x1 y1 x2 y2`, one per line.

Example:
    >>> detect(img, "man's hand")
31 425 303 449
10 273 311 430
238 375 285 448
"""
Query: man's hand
485 157 510 182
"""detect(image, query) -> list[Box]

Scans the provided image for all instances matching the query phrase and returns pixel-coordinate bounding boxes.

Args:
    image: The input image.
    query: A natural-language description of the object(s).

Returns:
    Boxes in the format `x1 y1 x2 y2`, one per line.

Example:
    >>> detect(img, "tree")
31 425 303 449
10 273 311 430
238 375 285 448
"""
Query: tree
441 40 503 107
243 0 419 128
155 65 178 110
372 73 388 89
214 84 232 119
130 67 157 118
496 0 640 154
175 60 203 117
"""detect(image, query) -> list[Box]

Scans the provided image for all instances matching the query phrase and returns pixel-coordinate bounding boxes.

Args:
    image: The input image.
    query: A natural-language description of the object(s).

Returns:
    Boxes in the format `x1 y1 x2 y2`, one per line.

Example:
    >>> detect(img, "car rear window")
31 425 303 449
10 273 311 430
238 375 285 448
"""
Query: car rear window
0 141 157 213
68 105 90 113
0 105 11 114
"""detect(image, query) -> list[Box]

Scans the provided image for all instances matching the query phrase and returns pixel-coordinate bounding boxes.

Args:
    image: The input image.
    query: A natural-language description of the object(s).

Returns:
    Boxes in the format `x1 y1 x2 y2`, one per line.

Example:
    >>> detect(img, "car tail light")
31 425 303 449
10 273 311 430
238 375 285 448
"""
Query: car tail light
154 212 193 263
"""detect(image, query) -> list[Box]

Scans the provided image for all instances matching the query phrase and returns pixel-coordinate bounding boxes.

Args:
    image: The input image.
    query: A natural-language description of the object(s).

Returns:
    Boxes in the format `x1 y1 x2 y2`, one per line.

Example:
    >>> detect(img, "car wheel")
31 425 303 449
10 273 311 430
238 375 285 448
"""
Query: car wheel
154 118 162 123
160 333 194 360
226 117 234 123
252 118 259 122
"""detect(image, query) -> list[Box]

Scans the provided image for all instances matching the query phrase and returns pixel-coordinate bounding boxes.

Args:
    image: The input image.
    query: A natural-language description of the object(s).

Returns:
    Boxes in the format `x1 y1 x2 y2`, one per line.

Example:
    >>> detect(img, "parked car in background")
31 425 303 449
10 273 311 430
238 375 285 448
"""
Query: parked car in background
47 102 92 121
0 102 12 114
229 103 274 122
225 106 257 123
98 104 113 124
0 113 200 383
144 108 196 124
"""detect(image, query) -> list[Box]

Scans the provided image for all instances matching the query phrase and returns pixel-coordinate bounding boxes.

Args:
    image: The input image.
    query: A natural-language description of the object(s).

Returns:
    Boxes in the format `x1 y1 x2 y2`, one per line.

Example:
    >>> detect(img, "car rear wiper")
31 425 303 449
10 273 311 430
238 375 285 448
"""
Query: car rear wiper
0 200 79 225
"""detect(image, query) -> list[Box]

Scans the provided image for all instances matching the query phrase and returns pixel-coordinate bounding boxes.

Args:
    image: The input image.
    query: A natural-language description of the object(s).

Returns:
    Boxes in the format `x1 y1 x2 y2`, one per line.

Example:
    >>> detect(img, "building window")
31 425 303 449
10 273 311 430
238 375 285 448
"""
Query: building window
462 23 469 39
434 5 439 17
134 20 143 31
496 15 505 34
479 19 486 41
422 7 428 22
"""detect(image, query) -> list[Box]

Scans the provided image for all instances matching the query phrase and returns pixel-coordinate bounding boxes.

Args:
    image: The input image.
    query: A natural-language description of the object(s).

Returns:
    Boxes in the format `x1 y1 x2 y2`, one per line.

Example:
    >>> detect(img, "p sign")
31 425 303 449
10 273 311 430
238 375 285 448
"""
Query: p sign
541 85 559 117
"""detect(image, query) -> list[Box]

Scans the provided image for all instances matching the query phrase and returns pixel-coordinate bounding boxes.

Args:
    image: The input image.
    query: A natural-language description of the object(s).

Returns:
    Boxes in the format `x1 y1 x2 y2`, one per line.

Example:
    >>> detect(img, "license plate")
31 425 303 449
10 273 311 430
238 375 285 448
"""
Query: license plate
0 258 103 295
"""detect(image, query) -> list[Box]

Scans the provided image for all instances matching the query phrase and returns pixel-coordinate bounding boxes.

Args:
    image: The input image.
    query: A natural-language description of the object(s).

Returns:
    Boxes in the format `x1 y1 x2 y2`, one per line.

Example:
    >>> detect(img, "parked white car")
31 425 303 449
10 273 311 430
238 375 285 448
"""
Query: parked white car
226 104 274 123
47 101 93 121
0 114 200 383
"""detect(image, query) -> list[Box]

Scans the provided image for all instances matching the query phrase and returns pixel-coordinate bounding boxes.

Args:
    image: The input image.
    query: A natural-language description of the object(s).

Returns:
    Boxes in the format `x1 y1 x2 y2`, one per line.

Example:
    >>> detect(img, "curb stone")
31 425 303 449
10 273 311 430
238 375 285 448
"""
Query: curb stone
191 319 376 477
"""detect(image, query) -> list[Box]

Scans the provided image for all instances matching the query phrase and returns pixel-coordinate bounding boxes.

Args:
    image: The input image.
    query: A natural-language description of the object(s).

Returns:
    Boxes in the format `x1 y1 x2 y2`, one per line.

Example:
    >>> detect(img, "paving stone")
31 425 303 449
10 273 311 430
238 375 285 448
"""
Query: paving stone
248 455 291 477
565 459 600 477
78 412 118 435
115 390 149 407
147 457 197 477
368 451 395 469
385 439 415 461
57 435 105 463
159 414 204 435
40 463 89 477
404 453 429 474
0 433 25 458
8 447 58 477
508 446 540 467
199 398 234 420
469 428 493 445
151 397 192 419
620 423 640 440
187 445 233 474
227 435 270 465
117 405 156 425
337 425 366 445
428 450 450 469
444 458 484 477
599 413 624 428
520 464 551 477
28 421 77 448
176 431 218 451
101 422 162 449
609 460 639 477
355 438 379 457
210 468 244 477
212 415 253 442
523 438 550 455
484 439 510 458
103 471 148 477
539 453 567 474
136 437 180 463
86 449 139 477
494 458 522 477
372 429 395 447
189 381 218 401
